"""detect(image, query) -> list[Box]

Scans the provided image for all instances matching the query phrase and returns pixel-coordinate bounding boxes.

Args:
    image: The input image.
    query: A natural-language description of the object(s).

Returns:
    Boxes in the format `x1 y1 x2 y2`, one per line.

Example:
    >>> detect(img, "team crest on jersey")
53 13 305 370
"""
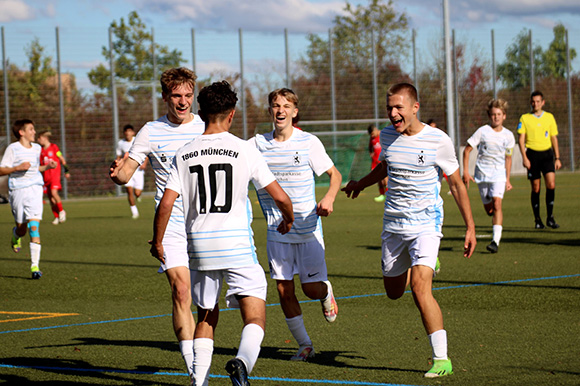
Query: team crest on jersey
160 153 167 163
417 150 425 165
293 152 301 166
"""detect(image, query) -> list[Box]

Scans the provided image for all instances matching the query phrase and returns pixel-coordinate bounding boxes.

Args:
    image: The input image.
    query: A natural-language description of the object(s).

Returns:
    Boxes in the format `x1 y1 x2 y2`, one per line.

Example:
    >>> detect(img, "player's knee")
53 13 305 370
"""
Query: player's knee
385 288 404 300
27 220 40 238
172 282 191 305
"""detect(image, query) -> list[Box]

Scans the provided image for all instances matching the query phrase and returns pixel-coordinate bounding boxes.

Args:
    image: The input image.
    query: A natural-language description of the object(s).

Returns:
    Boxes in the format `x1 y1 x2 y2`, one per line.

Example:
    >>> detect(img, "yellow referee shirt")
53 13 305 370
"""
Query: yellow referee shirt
517 111 558 151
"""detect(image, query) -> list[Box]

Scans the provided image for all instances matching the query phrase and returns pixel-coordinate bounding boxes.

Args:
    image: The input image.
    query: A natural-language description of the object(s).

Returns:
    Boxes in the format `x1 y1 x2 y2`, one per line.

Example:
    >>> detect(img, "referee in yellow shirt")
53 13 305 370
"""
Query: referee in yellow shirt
517 90 561 229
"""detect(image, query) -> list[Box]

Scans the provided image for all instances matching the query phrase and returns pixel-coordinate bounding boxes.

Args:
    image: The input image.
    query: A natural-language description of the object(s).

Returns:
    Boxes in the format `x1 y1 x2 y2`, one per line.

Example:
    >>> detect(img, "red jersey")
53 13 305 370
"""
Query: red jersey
40 143 62 186
369 135 381 168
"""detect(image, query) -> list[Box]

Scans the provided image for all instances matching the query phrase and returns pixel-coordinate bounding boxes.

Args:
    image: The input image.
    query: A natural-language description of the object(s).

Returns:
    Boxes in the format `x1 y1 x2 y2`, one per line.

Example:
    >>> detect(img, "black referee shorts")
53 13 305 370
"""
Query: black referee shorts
526 148 555 180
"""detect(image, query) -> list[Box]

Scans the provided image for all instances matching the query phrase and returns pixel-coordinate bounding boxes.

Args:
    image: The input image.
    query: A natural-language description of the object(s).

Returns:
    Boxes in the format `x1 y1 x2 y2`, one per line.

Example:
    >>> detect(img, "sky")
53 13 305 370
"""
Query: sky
1 0 579 93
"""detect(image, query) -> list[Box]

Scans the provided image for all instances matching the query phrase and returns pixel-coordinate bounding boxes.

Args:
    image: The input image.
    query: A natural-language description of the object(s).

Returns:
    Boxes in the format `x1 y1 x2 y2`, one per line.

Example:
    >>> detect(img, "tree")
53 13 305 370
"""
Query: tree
540 23 576 79
25 38 56 106
88 11 184 91
497 29 543 90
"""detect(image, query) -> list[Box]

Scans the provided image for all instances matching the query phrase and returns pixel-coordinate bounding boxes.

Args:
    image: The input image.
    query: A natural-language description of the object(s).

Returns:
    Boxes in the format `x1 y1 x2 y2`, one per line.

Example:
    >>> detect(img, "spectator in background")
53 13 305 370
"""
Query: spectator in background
116 124 147 219
37 130 70 225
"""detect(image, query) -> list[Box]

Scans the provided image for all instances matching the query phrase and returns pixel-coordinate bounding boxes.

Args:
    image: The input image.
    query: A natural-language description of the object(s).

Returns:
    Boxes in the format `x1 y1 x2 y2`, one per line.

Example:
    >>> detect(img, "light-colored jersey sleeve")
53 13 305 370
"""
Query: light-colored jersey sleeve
436 134 459 176
247 145 276 190
466 127 483 149
115 140 124 158
164 156 182 196
309 135 334 176
128 126 150 165
0 145 15 168
505 130 516 156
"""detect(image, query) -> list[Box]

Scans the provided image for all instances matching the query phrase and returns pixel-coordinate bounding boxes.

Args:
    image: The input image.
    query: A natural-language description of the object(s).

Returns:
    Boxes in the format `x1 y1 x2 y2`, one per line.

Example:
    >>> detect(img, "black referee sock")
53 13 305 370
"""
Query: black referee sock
531 191 541 221
546 188 555 219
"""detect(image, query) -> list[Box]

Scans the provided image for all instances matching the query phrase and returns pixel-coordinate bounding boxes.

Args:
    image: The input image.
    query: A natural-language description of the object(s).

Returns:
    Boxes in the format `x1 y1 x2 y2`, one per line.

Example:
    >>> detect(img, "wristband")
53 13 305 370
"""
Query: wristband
63 164 70 173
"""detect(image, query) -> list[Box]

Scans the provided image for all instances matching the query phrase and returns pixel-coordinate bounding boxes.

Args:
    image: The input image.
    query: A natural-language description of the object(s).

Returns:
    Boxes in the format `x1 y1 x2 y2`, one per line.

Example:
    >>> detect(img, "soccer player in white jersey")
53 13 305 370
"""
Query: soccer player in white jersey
109 67 204 381
463 99 515 253
249 88 341 362
116 124 147 219
0 119 57 279
342 83 476 379
150 80 294 386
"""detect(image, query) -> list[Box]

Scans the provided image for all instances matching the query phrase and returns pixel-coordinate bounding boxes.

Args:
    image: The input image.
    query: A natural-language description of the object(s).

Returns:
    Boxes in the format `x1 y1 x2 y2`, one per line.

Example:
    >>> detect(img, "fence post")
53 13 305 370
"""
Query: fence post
491 29 496 99
372 29 379 128
329 28 337 160
413 29 419 121
452 29 460 151
2 27 9 143
151 28 158 120
238 29 247 139
56 27 68 199
109 27 121 197
191 28 198 113
529 30 535 92
285 28 291 89
566 29 575 171
443 0 456 153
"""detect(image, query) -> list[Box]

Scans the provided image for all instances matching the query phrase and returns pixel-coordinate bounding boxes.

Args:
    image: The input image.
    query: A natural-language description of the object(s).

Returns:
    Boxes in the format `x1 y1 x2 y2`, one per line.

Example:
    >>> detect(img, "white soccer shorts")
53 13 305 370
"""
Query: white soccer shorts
191 264 267 309
157 228 189 273
125 169 145 190
10 185 43 224
381 231 442 277
267 238 328 283
477 181 506 204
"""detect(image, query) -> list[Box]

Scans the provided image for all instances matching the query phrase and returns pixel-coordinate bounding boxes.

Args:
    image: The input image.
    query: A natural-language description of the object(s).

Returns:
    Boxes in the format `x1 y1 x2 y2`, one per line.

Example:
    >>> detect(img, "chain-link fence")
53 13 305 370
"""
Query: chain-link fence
1 24 578 198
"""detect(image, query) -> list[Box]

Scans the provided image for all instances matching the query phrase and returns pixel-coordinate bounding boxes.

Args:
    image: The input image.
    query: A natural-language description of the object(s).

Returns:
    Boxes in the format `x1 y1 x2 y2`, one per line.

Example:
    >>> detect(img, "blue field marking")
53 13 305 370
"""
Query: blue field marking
1 274 578 336
0 363 420 386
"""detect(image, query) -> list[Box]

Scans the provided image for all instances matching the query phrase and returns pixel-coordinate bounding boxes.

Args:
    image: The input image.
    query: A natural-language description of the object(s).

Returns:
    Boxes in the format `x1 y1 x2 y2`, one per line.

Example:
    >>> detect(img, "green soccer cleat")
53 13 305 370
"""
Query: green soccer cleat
373 194 385 202
433 257 441 277
11 227 22 253
424 358 453 378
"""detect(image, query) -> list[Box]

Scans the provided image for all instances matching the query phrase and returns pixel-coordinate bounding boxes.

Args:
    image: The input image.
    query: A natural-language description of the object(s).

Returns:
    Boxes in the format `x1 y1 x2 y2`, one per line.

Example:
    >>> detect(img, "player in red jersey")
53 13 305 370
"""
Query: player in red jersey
37 131 70 225
368 124 388 202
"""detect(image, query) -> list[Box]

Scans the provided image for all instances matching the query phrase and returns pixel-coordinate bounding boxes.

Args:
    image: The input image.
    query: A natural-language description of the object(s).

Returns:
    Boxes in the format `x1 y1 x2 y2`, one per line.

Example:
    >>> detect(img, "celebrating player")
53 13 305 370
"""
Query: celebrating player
249 88 341 362
150 80 293 386
109 67 204 381
342 83 476 378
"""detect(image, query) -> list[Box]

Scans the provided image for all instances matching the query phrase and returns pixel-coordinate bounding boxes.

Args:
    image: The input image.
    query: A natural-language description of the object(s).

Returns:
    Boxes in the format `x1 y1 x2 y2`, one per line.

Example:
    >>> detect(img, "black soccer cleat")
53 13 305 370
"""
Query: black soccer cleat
534 219 545 229
486 241 498 253
226 358 250 386
546 217 560 229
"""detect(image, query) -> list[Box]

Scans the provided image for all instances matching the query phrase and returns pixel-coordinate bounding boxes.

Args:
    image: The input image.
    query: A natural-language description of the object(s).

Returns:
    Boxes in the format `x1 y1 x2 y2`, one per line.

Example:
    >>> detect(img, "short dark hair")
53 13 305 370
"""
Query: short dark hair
531 90 544 100
387 83 418 103
160 67 197 95
123 124 134 132
367 124 377 134
12 119 34 139
197 81 238 122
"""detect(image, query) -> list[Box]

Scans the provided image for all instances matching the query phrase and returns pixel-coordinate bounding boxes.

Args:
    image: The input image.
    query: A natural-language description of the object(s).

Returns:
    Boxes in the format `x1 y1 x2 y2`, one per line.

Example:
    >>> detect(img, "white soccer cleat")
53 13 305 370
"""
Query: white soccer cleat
321 281 338 322
52 217 60 225
58 210 66 223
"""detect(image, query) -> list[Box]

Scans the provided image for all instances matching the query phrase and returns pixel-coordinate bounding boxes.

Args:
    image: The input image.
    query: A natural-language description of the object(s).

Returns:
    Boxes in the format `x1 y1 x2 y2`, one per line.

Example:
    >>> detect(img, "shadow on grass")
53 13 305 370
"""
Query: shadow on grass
28 337 178 353
0 357 180 385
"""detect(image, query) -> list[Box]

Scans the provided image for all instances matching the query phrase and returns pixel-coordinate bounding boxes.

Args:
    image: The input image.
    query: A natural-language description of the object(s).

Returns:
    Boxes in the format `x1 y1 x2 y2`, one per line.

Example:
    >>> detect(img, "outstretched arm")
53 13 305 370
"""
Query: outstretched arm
109 152 140 185
150 189 179 264
317 165 341 217
342 160 388 199
462 145 474 189
447 170 476 258
264 180 294 234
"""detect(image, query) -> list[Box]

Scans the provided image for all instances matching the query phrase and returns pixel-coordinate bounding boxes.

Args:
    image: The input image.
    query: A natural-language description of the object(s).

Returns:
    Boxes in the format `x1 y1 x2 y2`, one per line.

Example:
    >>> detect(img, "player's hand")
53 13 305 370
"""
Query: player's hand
555 159 562 171
148 239 166 264
65 173 71 179
462 173 473 189
341 180 361 199
47 160 58 170
316 197 334 217
277 219 293 235
505 180 513 191
522 158 531 170
109 153 128 178
463 228 476 258
15 162 31 171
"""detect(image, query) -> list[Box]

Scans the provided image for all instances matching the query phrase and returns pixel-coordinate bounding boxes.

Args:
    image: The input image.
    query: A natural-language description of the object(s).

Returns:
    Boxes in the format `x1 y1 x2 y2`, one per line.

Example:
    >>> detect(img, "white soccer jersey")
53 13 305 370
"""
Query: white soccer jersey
116 138 134 158
129 114 205 232
0 142 44 190
117 138 144 184
379 124 459 235
466 125 515 183
165 131 276 271
249 129 334 243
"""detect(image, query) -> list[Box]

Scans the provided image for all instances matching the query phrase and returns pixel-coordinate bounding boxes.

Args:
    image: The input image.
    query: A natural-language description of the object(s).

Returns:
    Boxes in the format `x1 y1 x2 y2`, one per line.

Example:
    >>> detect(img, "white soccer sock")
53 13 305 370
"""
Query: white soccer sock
492 225 502 244
179 340 194 377
285 314 312 347
429 329 448 361
130 205 139 216
193 338 213 386
236 323 264 374
30 242 41 268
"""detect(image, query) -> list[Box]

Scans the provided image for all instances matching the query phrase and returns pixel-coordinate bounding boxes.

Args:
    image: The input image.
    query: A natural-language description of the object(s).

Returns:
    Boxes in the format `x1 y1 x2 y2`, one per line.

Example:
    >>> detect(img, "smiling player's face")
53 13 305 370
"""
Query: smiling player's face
163 83 194 125
269 95 298 131
386 92 418 134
